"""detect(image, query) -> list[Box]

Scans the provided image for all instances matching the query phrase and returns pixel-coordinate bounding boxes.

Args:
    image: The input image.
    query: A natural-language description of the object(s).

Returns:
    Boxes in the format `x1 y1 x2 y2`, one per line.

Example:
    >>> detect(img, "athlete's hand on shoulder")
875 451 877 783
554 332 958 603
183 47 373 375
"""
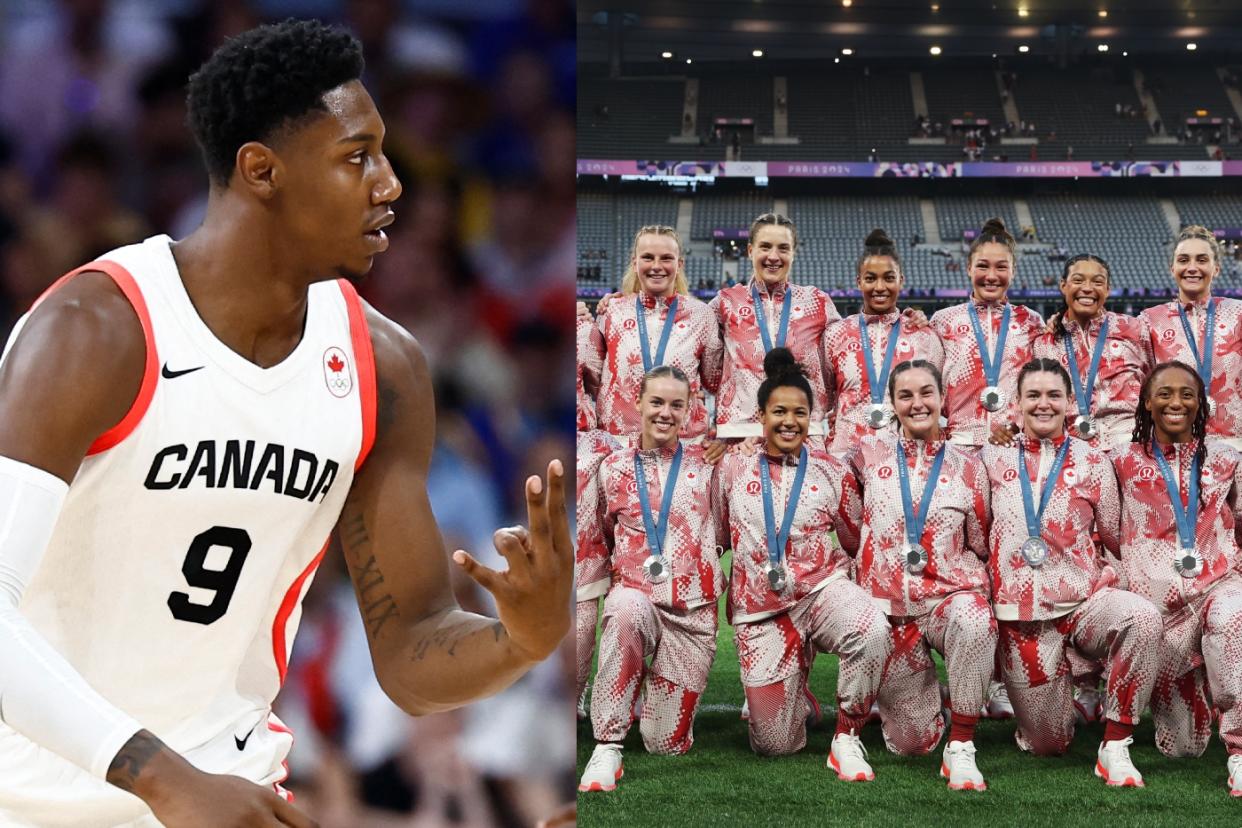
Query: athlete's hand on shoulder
1044 311 1060 335
576 301 592 321
901 306 931 329
595 291 622 313
703 439 728 465
988 422 1019 446
452 459 572 662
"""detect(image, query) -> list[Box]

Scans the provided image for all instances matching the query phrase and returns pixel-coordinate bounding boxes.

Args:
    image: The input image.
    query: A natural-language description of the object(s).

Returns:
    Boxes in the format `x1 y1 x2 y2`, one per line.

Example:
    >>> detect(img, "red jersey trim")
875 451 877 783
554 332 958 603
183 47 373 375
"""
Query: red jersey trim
337 280 377 471
31 261 159 456
272 538 330 685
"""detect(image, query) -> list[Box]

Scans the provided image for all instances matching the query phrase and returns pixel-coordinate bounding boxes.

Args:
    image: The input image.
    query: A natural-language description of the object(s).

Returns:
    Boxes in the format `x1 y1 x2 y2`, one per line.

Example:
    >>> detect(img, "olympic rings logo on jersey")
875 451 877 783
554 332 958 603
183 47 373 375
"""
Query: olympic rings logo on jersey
1062 468 1077 486
322 346 353 398
746 480 762 495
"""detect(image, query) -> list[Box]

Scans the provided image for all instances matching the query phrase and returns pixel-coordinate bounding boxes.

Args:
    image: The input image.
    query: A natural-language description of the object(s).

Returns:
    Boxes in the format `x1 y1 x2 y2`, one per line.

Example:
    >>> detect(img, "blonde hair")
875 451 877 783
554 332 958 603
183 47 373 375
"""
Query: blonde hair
621 225 689 295
1171 224 1222 268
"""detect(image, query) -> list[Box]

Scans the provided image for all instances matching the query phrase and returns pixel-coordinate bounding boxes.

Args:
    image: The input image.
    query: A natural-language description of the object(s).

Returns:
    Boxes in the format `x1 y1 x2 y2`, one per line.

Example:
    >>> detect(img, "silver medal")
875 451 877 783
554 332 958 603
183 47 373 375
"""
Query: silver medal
764 561 788 592
866 402 894 429
980 386 1006 412
903 542 928 574
1020 536 1049 567
1173 547 1203 579
642 555 670 583
1074 415 1096 440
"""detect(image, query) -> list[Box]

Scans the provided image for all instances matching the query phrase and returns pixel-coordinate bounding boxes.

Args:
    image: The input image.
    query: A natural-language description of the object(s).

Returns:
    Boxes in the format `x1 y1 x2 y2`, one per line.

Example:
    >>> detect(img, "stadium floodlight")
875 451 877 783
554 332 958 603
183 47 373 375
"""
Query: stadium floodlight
1122 50 1128 56
1018 44 1030 53
1186 42 1197 50
931 3 940 11
1098 9 1108 17
752 49 764 57
1097 43 1109 52
661 51 673 59
930 45 942 55
842 48 854 55
834 57 840 63
842 0 852 6
686 58 692 64
1018 7 1029 17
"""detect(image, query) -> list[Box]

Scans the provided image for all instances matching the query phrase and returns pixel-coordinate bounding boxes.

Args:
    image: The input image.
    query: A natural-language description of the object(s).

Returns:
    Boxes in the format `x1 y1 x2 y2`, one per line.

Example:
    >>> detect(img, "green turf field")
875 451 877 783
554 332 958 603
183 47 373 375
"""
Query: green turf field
577 555 1242 827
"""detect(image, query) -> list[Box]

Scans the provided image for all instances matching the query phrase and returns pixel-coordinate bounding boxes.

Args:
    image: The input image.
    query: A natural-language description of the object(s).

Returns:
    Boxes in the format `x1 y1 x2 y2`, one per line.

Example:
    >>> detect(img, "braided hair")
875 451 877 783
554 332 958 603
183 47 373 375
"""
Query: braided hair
1051 254 1111 339
857 227 902 277
967 217 1017 268
757 347 813 413
1132 361 1208 503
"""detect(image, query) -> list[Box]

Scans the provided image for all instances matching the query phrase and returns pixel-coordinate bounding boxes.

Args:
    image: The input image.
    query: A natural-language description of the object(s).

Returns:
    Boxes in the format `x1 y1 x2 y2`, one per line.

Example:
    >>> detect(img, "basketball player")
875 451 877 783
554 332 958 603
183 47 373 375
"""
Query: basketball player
714 348 890 778
1139 226 1242 450
1113 361 1242 793
824 229 945 457
578 366 722 791
0 21 570 827
847 360 994 790
984 359 1160 785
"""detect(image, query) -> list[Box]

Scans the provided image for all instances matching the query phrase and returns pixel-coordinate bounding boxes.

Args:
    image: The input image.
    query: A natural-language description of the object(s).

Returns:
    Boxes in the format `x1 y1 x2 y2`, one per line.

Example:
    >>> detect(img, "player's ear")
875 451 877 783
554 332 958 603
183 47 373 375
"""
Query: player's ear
235 142 282 199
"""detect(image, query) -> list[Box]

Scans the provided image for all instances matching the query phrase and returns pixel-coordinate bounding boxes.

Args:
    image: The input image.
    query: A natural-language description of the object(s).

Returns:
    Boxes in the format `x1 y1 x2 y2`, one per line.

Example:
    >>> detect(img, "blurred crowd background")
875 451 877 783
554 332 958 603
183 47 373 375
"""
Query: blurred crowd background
0 0 576 825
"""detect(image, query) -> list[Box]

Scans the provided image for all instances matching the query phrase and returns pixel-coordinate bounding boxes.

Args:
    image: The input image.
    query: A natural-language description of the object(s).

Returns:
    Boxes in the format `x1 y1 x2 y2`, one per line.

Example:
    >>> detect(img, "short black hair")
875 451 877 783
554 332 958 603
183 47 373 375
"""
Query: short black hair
186 19 365 187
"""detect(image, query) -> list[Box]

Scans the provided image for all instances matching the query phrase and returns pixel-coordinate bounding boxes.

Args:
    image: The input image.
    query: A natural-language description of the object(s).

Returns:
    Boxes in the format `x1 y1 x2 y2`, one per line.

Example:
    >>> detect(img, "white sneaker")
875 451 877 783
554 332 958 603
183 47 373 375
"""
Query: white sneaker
1095 737 1144 788
982 681 1014 719
940 740 986 791
578 743 623 792
828 729 874 782
577 683 589 720
740 698 749 721
1074 686 1103 724
1228 754 1242 797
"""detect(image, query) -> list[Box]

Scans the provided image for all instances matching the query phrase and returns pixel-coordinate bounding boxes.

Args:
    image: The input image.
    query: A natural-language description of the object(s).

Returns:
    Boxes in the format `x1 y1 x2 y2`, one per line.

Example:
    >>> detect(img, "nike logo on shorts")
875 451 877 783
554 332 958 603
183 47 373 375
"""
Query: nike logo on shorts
162 363 205 379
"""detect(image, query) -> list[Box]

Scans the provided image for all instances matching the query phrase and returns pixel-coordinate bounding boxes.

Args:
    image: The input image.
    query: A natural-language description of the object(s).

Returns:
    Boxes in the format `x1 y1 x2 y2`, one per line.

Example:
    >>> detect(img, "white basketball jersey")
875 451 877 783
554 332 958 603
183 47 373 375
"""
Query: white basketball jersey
0 235 376 824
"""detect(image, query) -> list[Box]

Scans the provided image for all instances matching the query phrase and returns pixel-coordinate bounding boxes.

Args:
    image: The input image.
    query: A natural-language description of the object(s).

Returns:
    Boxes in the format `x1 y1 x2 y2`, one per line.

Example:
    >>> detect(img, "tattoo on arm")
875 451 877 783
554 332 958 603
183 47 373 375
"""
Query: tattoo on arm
410 619 506 662
341 509 401 638
106 730 164 793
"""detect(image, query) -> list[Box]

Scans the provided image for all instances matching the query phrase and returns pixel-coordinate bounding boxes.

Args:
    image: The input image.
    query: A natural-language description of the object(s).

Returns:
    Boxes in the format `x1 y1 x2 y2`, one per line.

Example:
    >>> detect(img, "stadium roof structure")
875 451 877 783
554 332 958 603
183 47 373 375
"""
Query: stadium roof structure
579 0 1242 64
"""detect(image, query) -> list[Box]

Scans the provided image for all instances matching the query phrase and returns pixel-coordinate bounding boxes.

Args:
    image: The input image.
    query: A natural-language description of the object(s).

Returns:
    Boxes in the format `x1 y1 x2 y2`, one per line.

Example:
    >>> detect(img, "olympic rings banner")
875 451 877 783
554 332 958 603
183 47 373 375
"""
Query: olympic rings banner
577 159 1242 179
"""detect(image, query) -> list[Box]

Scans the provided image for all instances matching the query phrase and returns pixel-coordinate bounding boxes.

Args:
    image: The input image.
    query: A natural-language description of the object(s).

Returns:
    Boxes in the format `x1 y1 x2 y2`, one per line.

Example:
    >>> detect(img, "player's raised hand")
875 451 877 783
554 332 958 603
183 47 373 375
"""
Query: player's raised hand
452 459 572 662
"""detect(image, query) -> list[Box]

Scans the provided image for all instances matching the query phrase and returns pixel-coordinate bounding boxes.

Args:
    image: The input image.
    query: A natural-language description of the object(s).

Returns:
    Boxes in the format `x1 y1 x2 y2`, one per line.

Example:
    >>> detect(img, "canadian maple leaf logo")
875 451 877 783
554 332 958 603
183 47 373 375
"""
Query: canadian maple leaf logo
328 354 345 373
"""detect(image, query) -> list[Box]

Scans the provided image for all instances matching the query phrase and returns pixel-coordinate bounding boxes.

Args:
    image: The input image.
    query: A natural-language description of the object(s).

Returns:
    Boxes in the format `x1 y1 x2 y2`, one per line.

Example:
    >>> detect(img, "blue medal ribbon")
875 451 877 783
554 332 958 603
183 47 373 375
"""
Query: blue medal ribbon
859 315 902 406
634 443 683 560
1017 439 1071 540
895 442 946 547
635 295 679 372
759 446 808 571
751 285 792 353
1063 316 1110 422
967 303 1011 390
1176 299 1217 391
1151 440 1200 551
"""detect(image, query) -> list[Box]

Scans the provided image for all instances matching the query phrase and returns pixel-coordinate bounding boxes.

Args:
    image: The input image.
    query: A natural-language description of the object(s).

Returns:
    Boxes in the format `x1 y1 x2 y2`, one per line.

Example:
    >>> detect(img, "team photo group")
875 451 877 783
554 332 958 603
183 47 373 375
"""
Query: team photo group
574 213 1242 797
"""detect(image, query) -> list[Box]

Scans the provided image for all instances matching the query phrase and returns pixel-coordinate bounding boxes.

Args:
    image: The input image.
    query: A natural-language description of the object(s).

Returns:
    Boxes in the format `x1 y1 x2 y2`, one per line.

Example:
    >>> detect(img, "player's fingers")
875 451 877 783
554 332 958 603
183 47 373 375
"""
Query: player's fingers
271 792 319 828
545 458 571 564
453 549 506 595
525 471 551 544
494 528 534 573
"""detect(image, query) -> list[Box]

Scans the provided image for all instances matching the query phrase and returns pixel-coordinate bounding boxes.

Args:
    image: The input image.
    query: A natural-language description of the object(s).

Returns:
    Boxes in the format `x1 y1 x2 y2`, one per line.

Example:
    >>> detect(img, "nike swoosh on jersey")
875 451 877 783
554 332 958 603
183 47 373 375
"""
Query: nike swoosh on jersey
161 363 205 379
235 725 257 751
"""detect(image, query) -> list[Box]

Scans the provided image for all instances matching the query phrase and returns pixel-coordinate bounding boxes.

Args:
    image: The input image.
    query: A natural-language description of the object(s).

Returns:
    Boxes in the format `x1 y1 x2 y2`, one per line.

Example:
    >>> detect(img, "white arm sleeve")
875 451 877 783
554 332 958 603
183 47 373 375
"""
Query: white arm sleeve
0 456 143 779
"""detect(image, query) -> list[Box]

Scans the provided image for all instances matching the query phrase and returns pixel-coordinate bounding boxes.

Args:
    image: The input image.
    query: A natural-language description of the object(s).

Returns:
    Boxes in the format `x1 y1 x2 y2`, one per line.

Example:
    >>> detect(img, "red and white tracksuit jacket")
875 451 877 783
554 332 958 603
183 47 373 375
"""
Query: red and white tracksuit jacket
1031 311 1154 450
985 434 1161 753
845 434 995 755
1113 440 1242 756
714 447 890 755
930 300 1044 449
582 291 723 440
576 312 600 432
823 311 946 457
574 430 619 705
587 441 722 753
1140 297 1242 446
709 279 840 438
